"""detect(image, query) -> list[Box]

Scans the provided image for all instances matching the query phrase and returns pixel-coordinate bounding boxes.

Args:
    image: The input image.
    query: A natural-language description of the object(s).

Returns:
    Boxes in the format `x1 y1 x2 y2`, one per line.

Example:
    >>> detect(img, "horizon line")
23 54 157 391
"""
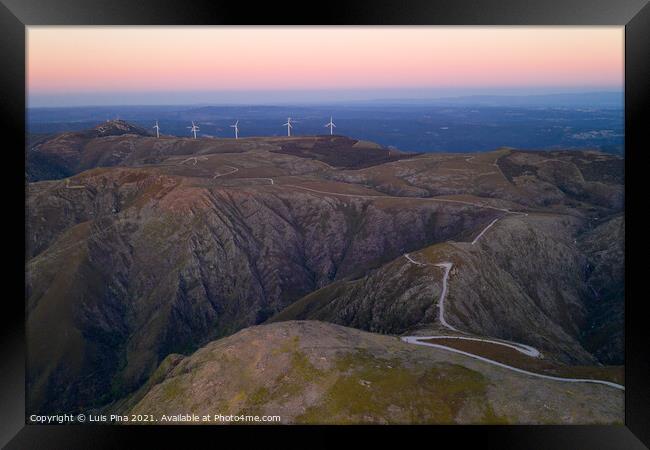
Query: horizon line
28 89 624 109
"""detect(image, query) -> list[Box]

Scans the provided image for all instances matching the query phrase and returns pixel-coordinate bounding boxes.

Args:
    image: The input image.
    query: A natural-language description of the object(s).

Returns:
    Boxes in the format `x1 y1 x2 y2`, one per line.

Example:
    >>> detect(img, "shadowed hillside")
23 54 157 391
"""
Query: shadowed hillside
26 122 624 420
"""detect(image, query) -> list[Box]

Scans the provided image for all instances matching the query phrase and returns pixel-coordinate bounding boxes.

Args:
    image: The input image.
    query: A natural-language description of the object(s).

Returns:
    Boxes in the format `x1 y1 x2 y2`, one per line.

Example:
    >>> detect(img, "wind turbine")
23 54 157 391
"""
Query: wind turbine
230 120 239 139
283 117 294 137
187 121 199 139
153 120 160 138
324 116 336 135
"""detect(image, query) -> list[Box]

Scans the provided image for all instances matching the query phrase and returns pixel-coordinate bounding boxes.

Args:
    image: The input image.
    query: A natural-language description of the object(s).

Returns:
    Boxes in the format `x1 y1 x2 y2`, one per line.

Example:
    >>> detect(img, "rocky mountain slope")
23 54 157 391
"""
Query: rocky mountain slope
26 122 624 419
271 213 599 364
26 166 491 414
578 215 625 364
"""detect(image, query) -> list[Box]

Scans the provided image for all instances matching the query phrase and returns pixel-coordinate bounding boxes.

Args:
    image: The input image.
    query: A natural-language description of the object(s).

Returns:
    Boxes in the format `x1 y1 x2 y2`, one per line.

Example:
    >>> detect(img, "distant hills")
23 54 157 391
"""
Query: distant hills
27 95 624 154
26 122 624 421
365 91 624 108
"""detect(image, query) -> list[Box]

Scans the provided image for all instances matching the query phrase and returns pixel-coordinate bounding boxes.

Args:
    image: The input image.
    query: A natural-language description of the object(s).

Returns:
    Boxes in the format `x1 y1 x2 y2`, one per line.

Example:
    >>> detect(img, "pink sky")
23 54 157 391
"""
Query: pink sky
28 26 623 95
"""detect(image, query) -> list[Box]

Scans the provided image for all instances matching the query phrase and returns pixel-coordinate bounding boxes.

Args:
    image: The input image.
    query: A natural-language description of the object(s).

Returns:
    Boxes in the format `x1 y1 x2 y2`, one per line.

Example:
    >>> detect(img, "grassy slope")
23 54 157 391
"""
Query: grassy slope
127 321 623 425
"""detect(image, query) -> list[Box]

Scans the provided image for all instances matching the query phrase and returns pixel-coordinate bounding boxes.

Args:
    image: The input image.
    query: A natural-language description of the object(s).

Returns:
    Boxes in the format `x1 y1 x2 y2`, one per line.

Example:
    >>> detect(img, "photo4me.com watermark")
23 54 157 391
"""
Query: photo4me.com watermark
29 413 282 424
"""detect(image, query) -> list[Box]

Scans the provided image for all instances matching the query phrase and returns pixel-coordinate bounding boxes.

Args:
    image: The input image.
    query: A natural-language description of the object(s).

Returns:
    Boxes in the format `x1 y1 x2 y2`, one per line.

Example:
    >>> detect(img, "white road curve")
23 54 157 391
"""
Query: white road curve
179 156 208 166
401 336 624 391
434 262 458 332
401 221 623 390
213 166 239 178
414 335 540 358
404 253 426 266
403 225 543 356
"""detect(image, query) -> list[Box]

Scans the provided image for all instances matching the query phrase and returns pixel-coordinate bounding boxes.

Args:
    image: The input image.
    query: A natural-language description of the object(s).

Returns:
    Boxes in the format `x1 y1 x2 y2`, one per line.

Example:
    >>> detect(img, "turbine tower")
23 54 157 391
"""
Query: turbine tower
187 121 199 139
153 120 160 138
283 117 293 137
324 116 336 135
230 120 239 139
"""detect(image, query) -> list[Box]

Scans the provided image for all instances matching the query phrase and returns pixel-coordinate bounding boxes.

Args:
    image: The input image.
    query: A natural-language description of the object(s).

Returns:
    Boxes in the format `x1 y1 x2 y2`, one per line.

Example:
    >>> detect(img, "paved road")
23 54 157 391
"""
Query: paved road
179 156 208 166
50 171 621 389
404 253 426 266
433 262 458 332
402 219 542 353
412 335 540 358
273 183 556 374
400 220 624 391
401 336 624 390
211 167 273 185
213 166 239 178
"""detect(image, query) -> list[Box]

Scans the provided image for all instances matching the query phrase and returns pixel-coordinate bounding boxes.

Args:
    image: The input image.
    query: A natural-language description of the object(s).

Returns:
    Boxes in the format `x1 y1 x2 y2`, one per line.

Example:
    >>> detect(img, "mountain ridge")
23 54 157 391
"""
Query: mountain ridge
26 121 624 418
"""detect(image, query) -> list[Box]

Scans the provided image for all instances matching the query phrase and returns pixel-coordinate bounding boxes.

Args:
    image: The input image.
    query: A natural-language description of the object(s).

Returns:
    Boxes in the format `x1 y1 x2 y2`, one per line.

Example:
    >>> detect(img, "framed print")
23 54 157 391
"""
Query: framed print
1 0 648 448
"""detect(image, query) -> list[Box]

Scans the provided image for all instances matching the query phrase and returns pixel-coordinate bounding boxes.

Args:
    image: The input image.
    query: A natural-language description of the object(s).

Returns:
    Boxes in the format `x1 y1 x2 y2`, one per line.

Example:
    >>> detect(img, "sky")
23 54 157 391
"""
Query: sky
27 26 624 107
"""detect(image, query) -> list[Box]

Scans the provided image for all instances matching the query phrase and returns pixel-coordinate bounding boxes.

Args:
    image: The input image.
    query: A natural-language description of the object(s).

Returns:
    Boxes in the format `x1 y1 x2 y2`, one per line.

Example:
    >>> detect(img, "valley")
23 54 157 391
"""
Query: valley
25 121 624 423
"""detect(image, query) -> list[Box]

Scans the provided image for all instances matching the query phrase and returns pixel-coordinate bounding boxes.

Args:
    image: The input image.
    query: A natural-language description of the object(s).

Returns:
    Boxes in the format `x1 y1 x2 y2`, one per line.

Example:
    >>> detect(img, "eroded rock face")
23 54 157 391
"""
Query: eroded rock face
272 214 602 365
26 168 492 414
496 150 624 209
26 126 624 417
578 215 624 364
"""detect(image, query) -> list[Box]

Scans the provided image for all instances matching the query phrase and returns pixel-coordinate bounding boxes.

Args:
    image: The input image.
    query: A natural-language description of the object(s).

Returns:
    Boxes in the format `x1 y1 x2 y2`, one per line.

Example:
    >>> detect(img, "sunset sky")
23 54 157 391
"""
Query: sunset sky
27 27 624 107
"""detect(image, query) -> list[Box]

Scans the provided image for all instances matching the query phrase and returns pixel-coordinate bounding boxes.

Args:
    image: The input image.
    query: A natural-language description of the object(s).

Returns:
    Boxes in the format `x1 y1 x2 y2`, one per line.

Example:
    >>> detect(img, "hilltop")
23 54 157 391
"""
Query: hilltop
120 321 622 424
26 121 416 182
26 121 624 420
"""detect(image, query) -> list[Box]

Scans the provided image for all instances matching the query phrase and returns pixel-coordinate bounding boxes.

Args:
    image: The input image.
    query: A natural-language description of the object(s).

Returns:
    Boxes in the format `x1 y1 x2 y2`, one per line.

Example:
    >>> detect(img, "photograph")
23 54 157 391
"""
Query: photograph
22 25 629 426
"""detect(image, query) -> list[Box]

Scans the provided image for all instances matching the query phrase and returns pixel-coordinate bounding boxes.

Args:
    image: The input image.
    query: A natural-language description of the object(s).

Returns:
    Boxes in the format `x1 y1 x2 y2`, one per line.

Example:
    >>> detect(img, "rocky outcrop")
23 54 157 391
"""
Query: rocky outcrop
272 213 602 365
25 126 624 417
578 215 624 364
26 168 492 414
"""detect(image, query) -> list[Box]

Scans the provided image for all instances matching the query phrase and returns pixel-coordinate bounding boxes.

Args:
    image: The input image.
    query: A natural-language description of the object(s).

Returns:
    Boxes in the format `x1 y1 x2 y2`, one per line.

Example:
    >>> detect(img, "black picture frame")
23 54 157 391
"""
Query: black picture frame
1 0 648 448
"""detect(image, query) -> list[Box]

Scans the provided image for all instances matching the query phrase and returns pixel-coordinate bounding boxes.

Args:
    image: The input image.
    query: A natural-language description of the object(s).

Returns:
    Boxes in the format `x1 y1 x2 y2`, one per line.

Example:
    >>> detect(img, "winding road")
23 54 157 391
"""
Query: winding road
400 218 625 391
414 335 540 358
403 253 426 266
401 336 624 390
433 262 457 331
47 160 623 390
211 166 273 184
179 156 208 166
213 166 239 178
